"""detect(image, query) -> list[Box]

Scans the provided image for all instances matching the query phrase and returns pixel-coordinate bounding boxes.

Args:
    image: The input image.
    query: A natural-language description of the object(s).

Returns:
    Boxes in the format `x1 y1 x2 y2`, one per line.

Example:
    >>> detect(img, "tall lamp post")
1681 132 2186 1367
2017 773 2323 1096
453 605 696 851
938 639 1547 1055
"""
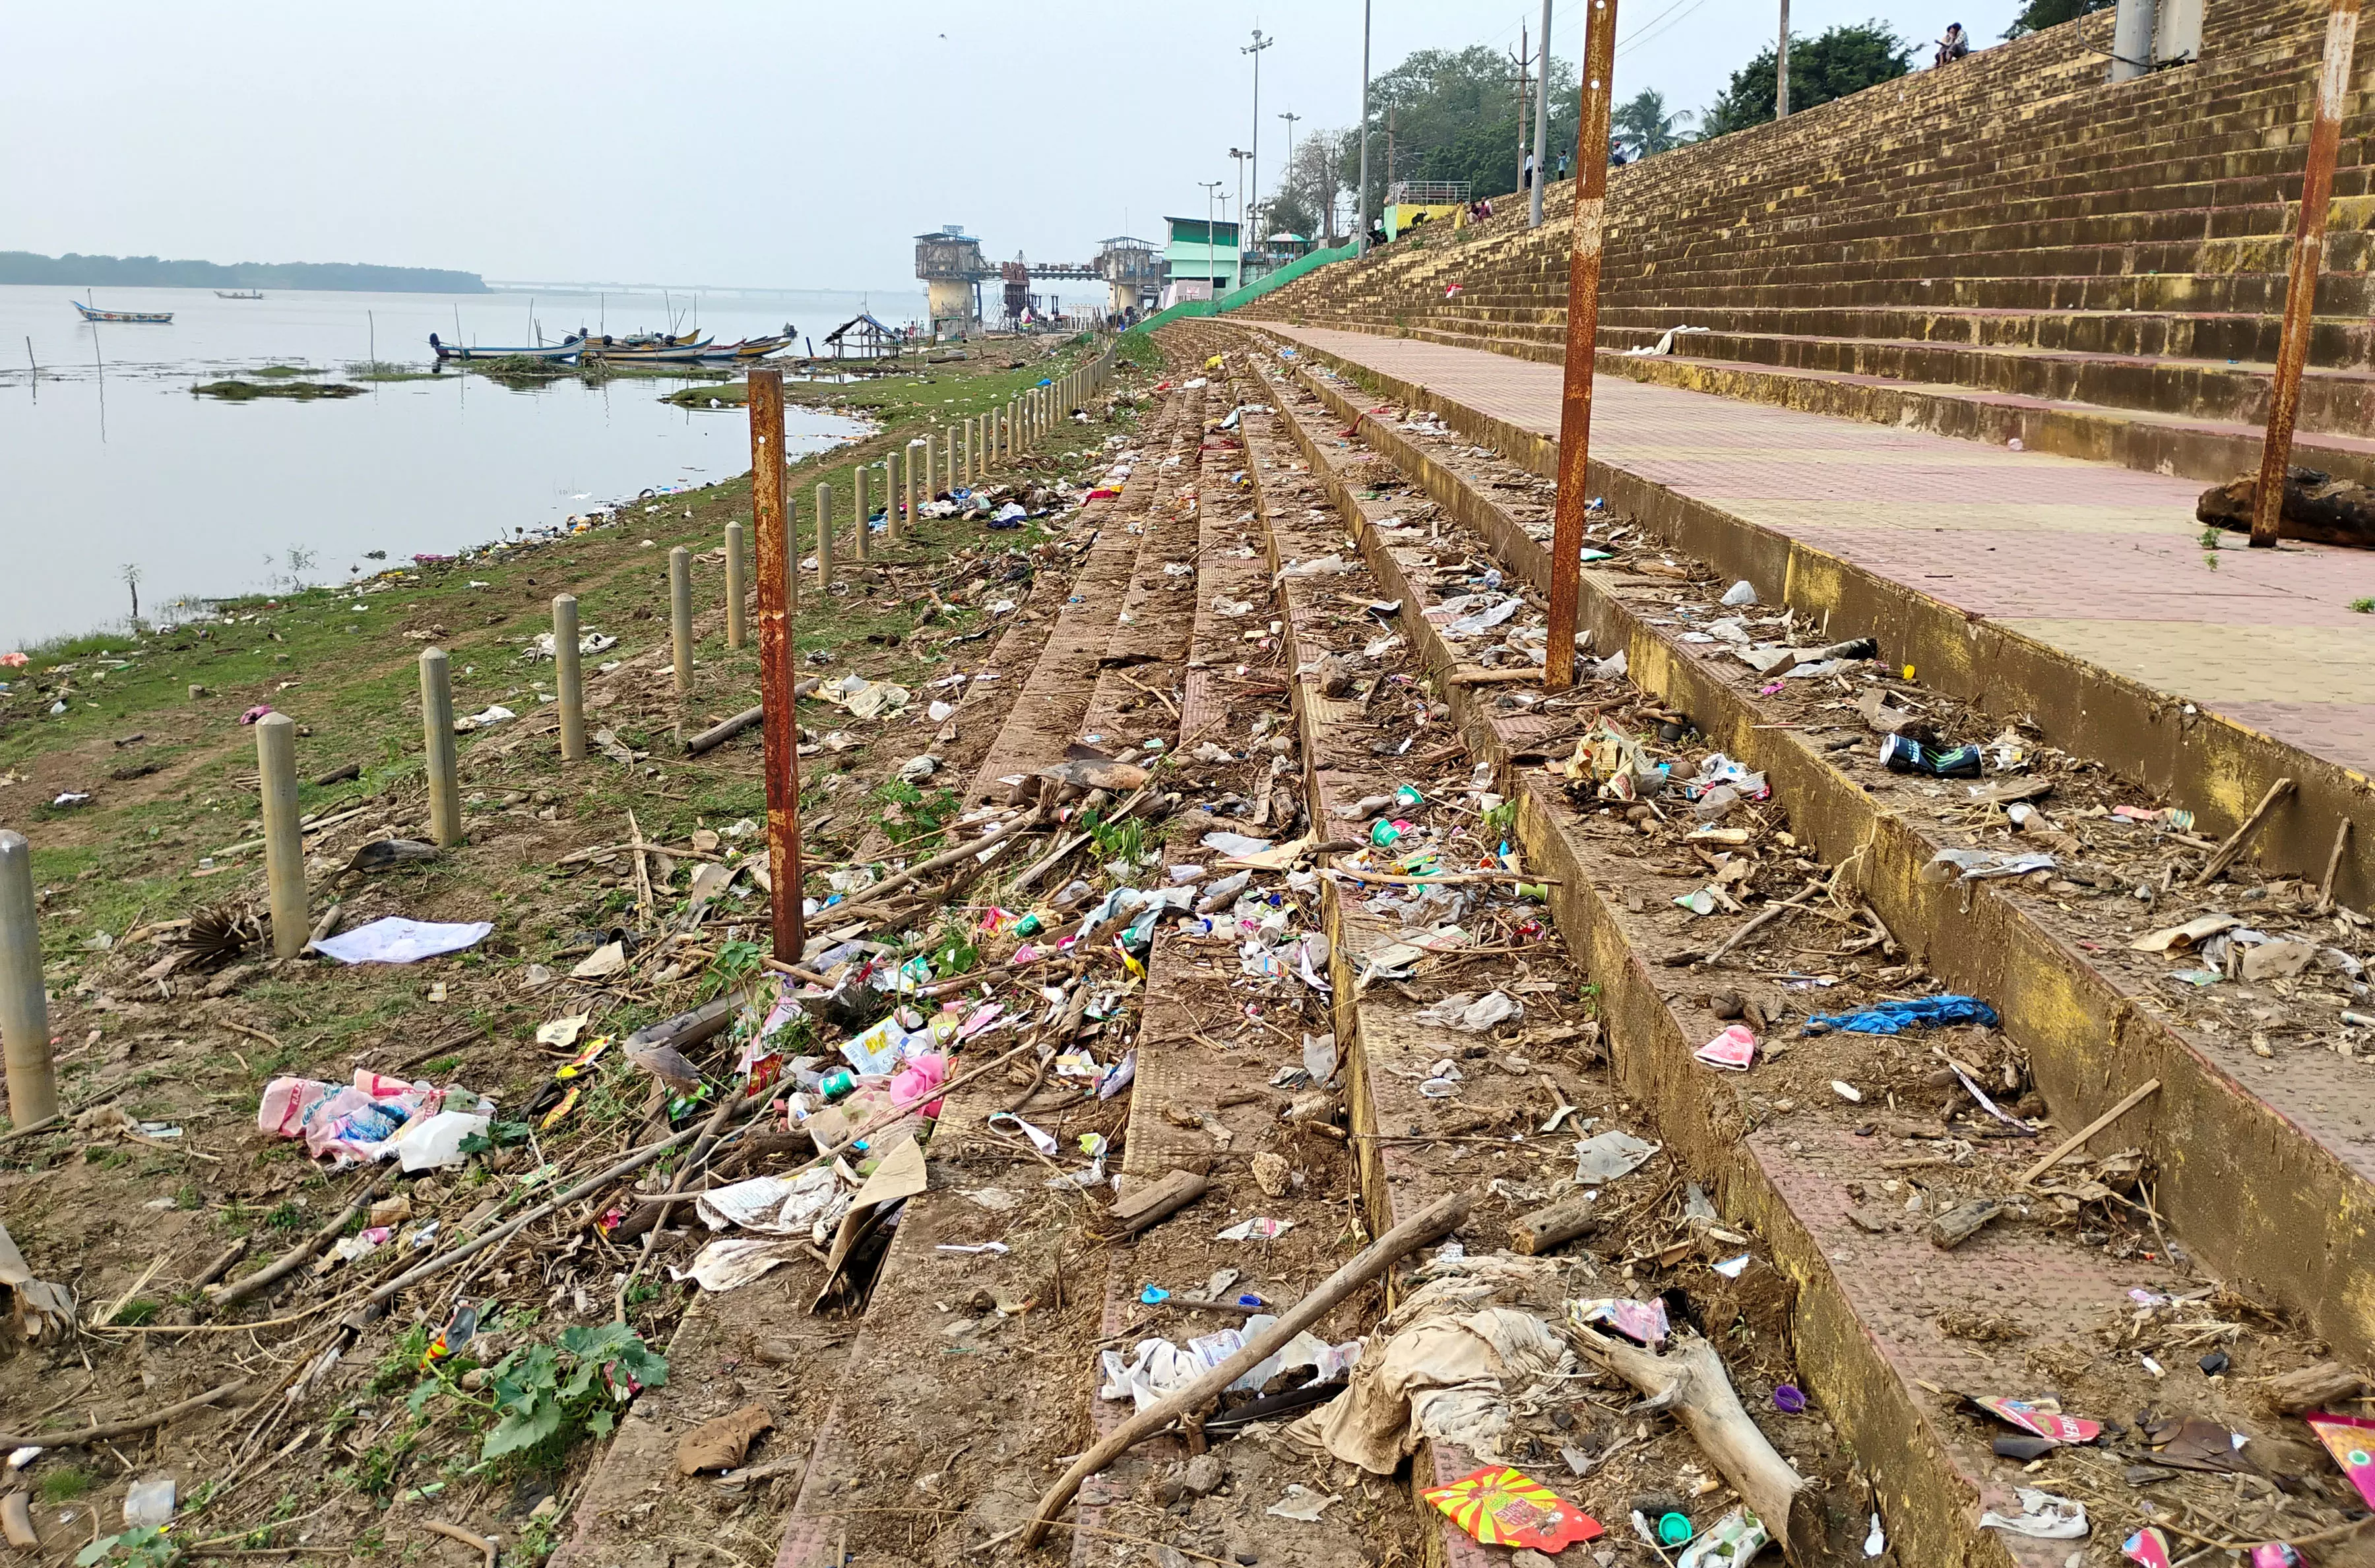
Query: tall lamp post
1530 0 1554 227
1230 148 1251 283
1244 28 1275 267
1279 111 1302 244
1199 180 1225 302
1358 1 1374 254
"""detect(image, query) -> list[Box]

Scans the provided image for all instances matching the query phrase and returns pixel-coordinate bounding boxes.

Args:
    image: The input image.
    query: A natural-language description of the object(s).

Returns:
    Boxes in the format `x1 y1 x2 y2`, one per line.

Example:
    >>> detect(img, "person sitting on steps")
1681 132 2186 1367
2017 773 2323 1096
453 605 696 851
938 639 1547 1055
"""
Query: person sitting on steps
1934 22 1970 64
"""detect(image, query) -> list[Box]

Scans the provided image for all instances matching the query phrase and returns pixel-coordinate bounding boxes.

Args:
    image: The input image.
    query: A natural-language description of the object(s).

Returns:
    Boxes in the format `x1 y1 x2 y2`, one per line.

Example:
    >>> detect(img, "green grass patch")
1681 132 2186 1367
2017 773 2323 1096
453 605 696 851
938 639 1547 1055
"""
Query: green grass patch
193 379 364 400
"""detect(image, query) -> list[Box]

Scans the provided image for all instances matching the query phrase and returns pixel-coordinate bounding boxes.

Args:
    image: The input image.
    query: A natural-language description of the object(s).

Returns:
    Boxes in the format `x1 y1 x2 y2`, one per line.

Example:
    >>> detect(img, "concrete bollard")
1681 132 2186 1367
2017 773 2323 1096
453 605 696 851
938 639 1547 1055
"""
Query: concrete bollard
554 594 585 762
944 425 957 494
884 451 903 544
724 522 747 648
255 712 308 959
851 465 871 562
0 830 55 1129
815 480 836 587
921 433 937 500
670 546 694 693
420 647 462 847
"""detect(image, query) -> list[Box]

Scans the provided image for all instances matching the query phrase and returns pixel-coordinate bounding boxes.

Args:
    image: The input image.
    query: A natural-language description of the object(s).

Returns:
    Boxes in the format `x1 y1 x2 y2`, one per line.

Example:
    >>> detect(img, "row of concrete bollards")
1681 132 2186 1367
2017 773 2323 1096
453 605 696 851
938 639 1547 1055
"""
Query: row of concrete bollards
0 344 1119 1129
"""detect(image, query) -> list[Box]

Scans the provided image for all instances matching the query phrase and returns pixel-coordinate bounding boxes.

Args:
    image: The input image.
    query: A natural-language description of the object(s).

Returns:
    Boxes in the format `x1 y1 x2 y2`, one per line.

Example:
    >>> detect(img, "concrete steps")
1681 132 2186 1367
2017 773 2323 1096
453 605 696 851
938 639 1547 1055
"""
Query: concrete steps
1234 327 2375 1564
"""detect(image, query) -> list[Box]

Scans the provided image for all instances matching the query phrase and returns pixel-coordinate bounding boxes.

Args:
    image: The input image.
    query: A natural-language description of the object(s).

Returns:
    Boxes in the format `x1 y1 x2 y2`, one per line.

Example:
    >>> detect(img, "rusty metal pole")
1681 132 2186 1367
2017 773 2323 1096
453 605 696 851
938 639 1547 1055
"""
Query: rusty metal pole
0 830 57 1129
748 367 806 962
1544 0 1622 690
2250 0 2360 548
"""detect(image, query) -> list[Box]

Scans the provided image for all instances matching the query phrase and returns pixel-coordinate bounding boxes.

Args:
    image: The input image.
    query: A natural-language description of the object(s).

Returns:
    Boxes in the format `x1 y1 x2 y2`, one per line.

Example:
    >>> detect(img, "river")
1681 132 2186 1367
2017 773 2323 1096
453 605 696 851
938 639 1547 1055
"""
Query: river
0 283 922 649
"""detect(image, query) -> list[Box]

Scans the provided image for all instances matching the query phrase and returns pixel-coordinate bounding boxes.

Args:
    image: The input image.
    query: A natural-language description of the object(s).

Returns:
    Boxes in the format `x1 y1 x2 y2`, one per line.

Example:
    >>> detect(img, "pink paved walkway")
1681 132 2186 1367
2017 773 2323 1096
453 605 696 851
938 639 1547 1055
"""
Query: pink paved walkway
1268 324 2375 774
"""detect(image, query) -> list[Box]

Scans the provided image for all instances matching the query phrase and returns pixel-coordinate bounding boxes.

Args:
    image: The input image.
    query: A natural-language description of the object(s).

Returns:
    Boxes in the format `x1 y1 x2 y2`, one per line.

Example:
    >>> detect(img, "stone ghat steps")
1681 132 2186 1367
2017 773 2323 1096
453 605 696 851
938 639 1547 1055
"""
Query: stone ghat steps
1230 336 2184 1568
1236 323 2375 1559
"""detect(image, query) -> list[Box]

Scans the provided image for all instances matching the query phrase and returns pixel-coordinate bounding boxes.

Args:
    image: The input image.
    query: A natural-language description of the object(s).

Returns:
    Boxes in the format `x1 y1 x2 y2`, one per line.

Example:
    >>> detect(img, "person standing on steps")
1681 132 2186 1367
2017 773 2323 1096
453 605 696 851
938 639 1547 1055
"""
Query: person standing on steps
1934 22 1970 65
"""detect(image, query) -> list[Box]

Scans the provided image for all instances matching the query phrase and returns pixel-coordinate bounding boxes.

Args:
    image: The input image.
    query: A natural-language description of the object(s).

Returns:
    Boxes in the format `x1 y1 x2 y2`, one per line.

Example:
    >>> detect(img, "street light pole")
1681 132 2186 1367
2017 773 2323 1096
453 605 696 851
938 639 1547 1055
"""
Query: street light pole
1358 0 1373 255
1279 110 1302 241
1200 179 1225 302
1777 0 1792 117
1531 0 1554 228
1245 28 1274 268
1231 148 1251 284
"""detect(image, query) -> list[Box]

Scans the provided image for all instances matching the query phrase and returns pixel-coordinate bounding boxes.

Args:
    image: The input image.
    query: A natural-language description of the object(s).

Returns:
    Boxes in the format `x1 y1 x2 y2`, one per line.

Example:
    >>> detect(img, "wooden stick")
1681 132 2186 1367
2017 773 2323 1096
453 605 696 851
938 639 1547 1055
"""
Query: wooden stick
2016 1079 2161 1187
2318 818 2353 913
1021 1187 1472 1547
0 1379 247 1449
1445 669 1542 686
2193 776 2295 884
208 1172 391 1309
839 805 1051 914
365 1123 705 1311
1693 894 1812 970
1570 1327 1820 1563
685 705 765 757
423 1521 496 1568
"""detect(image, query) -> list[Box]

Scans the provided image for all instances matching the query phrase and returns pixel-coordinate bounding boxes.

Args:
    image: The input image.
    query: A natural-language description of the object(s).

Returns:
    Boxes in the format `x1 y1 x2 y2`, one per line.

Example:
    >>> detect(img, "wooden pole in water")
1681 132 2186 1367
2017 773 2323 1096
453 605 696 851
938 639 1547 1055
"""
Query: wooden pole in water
724 522 747 648
669 546 693 693
553 594 585 762
2250 0 2360 547
747 367 806 963
815 481 837 588
255 712 308 959
1544 0 1620 691
0 830 57 1129
419 648 462 846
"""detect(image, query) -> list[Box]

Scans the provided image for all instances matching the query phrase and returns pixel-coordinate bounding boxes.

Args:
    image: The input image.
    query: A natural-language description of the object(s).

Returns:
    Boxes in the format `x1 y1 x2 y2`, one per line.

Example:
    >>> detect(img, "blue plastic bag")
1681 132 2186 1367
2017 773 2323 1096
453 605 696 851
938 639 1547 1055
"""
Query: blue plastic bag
1807 995 1999 1035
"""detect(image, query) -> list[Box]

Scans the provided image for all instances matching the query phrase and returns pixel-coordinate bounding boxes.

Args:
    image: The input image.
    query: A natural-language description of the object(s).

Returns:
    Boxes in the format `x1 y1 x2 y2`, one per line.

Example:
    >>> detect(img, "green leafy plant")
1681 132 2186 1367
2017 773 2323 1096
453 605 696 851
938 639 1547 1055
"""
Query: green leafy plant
709 937 766 997
476 1323 667 1466
2351 597 2374 614
76 1528 177 1567
1083 809 1145 866
927 915 979 979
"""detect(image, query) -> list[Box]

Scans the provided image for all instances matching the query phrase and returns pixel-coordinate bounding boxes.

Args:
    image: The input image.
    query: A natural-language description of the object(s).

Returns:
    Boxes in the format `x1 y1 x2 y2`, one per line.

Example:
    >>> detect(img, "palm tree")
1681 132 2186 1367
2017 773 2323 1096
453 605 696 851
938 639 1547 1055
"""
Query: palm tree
1612 89 1693 160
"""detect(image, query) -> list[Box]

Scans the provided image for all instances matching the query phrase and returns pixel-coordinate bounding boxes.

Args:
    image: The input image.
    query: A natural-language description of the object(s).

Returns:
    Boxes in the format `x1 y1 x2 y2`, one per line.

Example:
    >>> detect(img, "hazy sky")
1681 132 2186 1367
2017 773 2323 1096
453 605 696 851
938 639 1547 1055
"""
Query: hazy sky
7 0 2018 293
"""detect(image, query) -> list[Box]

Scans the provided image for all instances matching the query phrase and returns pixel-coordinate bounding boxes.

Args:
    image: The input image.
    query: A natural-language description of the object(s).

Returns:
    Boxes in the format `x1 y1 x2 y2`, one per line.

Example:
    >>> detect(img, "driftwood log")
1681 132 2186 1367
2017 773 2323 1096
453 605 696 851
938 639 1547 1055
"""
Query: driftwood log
2198 467 2375 548
1571 1325 1821 1563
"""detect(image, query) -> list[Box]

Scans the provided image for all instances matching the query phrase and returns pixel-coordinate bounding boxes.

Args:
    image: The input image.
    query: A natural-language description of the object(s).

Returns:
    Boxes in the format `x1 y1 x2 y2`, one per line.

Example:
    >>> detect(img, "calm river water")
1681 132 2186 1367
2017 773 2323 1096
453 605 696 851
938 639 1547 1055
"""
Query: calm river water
0 284 918 648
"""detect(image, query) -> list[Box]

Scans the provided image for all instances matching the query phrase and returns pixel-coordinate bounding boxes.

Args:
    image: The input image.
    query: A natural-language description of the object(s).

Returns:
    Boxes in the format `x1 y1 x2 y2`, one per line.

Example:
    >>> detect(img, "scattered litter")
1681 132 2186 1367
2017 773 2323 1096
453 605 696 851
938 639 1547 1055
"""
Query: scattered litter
1412 991 1523 1032
1972 1395 2101 1444
1978 1487 2088 1539
1676 1507 1770 1567
1266 1485 1340 1522
313 918 493 966
1572 1298 1670 1347
1774 1384 1806 1414
1217 1216 1294 1241
121 1475 176 1530
675 1237 811 1292
1712 1252 1751 1278
1574 1129 1660 1182
1695 1024 1756 1071
2304 1412 2375 1507
1807 995 1999 1035
1423 1467 1602 1549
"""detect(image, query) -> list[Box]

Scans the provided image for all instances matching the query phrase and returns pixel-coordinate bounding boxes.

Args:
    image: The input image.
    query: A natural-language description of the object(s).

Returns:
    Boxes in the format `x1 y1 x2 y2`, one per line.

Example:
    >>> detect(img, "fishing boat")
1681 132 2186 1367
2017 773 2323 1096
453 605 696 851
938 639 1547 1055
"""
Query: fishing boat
72 299 173 324
215 290 265 300
693 336 790 362
579 334 714 364
428 332 583 364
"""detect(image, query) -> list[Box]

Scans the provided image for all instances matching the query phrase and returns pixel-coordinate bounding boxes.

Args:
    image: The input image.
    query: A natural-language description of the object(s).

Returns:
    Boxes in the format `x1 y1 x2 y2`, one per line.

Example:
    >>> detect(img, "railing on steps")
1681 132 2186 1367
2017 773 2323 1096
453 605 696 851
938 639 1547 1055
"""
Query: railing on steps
1129 239 1359 336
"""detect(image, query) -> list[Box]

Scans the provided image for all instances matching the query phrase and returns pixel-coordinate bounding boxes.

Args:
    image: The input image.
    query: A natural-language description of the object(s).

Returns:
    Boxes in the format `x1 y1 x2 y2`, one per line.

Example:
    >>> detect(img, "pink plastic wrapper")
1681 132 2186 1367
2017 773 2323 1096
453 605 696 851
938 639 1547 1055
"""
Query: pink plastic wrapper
1695 1024 1757 1071
891 1053 948 1117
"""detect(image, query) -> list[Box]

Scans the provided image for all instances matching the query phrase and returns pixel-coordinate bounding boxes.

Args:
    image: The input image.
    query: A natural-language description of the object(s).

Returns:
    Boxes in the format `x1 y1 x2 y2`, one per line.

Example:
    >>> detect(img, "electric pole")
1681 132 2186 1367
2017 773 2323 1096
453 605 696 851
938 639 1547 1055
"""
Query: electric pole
1358 0 1373 254
1777 0 1791 118
1531 0 1554 227
1511 24 1534 201
1279 111 1302 239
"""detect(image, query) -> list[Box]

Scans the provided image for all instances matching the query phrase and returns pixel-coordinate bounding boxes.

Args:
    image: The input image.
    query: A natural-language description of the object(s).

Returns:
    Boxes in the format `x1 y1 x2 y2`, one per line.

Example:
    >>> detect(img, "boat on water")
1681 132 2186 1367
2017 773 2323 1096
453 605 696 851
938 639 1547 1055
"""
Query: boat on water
579 334 714 364
696 334 794 362
215 290 265 300
72 299 174 324
427 332 582 364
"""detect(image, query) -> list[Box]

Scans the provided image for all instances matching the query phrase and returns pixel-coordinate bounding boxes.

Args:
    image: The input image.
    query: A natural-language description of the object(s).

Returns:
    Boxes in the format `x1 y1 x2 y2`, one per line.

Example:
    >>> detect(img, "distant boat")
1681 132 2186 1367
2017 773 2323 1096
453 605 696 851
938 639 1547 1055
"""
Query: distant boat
428 332 581 364
581 334 714 363
696 335 793 362
72 299 173 324
215 290 265 300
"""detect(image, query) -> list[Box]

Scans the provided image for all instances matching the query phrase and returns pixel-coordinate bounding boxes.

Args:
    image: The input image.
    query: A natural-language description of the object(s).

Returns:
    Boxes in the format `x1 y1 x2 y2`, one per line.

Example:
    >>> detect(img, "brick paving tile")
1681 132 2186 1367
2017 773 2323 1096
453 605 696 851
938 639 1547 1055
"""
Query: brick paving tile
1269 325 2375 774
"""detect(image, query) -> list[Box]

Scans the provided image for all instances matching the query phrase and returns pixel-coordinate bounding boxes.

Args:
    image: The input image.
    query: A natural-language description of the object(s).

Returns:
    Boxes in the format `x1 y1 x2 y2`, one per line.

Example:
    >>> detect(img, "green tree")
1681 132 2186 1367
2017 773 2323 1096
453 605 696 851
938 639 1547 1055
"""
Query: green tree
1699 21 1915 139
2001 0 2112 38
1339 46 1582 221
1612 89 1694 159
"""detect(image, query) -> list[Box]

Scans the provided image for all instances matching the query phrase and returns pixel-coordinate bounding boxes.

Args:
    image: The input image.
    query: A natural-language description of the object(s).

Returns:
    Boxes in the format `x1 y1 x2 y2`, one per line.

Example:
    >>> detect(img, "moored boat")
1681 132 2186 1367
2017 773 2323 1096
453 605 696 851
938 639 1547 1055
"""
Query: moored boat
72 299 174 324
215 290 265 300
428 333 583 364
